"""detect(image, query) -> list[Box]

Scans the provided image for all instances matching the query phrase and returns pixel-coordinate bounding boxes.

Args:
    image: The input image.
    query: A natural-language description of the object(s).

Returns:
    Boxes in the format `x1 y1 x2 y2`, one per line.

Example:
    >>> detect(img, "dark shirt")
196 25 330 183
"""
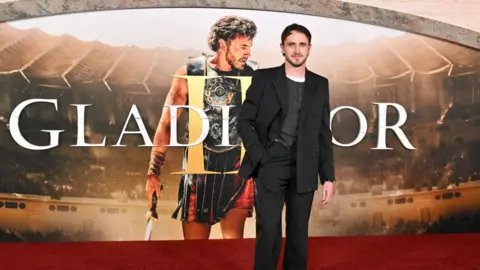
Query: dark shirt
277 76 304 148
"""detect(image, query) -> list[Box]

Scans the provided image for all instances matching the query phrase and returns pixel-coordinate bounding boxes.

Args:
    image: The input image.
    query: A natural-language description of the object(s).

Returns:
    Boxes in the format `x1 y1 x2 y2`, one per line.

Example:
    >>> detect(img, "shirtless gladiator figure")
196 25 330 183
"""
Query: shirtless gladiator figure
145 16 259 239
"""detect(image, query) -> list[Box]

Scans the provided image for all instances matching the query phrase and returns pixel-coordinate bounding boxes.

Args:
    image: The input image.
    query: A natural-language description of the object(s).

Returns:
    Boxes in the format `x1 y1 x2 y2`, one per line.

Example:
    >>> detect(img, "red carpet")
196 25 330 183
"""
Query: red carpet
1 234 480 270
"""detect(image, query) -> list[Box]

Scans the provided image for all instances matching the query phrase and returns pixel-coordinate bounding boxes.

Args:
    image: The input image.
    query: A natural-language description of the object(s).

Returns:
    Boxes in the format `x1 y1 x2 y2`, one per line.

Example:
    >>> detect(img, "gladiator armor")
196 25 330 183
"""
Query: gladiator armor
184 55 259 151
172 55 259 225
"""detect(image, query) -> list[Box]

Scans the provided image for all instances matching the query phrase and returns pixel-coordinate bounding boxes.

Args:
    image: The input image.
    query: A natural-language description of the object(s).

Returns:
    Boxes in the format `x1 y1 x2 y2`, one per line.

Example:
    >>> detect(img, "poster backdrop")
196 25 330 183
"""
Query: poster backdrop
1 8 480 242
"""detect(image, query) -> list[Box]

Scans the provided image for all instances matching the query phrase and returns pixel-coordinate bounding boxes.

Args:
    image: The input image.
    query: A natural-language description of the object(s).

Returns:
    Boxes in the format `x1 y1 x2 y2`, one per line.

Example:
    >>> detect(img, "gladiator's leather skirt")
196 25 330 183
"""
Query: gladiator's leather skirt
172 146 254 225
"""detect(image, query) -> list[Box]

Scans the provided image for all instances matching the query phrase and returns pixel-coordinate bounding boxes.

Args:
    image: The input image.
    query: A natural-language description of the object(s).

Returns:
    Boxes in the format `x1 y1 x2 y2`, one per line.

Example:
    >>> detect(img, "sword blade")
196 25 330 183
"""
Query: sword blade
144 189 159 241
144 220 154 240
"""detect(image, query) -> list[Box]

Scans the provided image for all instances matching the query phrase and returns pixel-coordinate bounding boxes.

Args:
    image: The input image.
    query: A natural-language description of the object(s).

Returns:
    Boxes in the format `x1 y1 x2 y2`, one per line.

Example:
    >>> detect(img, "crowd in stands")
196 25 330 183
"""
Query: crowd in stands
337 211 480 236
0 147 148 200
333 138 480 195
0 228 109 242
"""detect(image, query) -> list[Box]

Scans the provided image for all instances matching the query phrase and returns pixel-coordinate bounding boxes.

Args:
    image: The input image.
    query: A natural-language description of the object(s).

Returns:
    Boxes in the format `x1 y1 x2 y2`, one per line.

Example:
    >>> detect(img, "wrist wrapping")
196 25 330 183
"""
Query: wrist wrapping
147 152 165 176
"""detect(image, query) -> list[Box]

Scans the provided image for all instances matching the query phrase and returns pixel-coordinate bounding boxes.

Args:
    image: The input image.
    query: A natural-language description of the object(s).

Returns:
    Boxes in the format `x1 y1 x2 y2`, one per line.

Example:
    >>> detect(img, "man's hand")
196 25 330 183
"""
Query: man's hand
145 174 162 208
320 181 334 205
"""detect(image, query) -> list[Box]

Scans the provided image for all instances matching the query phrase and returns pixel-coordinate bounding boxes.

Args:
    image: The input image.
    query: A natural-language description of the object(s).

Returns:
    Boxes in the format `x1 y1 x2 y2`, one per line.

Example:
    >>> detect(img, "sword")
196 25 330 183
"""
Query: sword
144 185 162 241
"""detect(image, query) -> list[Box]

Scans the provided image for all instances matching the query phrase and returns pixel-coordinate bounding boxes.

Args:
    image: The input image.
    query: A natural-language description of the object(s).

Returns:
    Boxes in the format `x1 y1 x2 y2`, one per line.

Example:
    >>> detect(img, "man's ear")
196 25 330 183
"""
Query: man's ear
219 39 227 51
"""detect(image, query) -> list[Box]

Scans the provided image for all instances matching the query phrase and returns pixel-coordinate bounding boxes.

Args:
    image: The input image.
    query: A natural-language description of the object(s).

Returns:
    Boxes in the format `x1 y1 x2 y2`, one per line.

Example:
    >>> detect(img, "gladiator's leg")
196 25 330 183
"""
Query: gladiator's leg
182 222 211 240
220 177 255 239
220 209 250 239
178 174 212 240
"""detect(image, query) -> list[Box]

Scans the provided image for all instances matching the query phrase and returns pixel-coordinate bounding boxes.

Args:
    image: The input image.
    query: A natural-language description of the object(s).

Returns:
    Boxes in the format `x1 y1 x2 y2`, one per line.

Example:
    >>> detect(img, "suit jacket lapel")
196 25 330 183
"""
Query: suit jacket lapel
272 64 289 117
299 69 318 128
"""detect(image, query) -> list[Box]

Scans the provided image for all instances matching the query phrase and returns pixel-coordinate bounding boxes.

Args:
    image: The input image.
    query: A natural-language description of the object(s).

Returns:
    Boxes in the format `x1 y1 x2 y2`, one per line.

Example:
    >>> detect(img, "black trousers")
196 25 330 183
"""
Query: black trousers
253 141 314 270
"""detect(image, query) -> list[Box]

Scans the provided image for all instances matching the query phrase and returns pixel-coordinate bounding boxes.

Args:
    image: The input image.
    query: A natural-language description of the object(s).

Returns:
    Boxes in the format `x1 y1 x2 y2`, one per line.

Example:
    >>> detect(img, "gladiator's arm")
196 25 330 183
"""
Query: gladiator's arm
147 65 188 177
318 78 335 184
237 71 265 166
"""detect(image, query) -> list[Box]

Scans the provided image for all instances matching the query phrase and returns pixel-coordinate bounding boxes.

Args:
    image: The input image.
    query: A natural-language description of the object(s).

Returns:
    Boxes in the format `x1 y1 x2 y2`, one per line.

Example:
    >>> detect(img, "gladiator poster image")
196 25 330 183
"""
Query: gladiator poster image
1 8 480 243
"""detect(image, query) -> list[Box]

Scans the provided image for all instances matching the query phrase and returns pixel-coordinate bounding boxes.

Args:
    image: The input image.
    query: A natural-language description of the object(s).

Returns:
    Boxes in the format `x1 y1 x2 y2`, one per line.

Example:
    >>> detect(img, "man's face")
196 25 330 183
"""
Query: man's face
281 30 311 67
225 35 253 71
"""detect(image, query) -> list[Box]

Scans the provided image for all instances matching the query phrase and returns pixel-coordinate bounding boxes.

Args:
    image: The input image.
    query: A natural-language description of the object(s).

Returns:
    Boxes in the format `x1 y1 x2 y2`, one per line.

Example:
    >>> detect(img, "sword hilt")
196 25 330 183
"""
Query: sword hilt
149 191 158 219
146 184 162 221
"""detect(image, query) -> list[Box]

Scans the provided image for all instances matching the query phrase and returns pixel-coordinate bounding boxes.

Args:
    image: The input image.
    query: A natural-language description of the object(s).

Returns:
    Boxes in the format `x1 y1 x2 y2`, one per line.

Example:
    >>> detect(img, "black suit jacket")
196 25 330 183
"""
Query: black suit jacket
237 64 335 193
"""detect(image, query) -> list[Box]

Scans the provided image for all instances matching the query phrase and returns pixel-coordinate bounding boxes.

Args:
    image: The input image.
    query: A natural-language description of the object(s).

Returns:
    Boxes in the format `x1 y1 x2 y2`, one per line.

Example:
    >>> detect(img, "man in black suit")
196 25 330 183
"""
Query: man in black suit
237 23 336 270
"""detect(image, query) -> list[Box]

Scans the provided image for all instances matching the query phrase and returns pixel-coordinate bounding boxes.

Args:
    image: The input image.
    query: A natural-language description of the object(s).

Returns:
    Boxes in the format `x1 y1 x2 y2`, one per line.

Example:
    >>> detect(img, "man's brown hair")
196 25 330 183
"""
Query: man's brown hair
208 16 257 52
281 23 312 44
